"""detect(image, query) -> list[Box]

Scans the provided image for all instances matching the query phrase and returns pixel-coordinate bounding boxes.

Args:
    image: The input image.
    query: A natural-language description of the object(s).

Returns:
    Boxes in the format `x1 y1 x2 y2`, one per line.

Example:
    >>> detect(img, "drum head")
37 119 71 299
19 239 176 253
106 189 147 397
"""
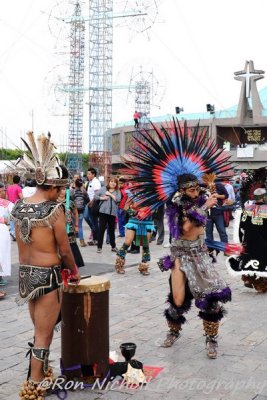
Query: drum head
63 275 110 293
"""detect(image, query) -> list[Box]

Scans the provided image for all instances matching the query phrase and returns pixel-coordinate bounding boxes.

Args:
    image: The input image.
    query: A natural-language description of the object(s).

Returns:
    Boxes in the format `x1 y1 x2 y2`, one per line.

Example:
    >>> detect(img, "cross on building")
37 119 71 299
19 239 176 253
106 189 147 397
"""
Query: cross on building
234 60 264 98
234 60 265 120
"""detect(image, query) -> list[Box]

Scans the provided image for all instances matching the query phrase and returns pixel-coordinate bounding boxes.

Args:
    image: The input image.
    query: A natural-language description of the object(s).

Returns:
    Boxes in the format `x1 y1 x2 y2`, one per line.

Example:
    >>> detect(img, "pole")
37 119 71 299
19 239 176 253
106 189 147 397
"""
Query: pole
31 110 34 131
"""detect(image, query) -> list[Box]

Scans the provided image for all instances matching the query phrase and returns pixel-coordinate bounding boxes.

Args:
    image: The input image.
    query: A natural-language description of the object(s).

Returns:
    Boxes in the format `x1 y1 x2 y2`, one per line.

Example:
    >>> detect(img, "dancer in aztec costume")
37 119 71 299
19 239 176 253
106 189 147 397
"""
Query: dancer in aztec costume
227 167 267 293
11 132 80 399
123 120 242 359
115 193 154 275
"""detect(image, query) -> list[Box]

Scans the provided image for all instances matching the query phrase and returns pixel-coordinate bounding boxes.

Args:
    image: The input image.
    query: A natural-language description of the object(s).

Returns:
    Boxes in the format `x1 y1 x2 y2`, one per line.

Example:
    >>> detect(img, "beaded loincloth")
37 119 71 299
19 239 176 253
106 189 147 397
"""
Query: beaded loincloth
16 264 62 305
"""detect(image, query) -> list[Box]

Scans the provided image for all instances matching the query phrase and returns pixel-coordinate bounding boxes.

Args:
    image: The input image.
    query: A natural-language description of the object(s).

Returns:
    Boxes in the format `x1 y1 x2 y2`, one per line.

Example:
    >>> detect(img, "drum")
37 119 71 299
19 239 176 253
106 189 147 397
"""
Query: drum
61 276 110 381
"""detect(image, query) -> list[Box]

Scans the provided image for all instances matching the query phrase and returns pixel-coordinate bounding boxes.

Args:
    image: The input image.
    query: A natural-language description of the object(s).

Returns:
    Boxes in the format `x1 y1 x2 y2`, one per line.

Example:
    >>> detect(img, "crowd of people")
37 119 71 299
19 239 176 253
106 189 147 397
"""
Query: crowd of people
0 127 266 399
0 164 249 300
0 165 249 299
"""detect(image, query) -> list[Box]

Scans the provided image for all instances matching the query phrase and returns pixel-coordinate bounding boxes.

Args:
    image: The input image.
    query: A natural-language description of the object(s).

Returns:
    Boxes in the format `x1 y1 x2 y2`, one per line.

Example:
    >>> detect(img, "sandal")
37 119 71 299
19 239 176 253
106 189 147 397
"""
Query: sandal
161 332 180 348
243 281 254 289
19 379 47 399
253 278 267 293
206 336 218 359
242 275 254 289
115 257 126 274
0 291 6 300
140 270 150 276
138 262 150 276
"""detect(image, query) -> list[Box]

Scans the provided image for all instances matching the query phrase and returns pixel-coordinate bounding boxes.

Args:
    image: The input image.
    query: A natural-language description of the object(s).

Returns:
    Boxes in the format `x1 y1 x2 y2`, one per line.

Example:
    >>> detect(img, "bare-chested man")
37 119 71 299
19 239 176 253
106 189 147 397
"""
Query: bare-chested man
11 132 80 398
160 173 232 359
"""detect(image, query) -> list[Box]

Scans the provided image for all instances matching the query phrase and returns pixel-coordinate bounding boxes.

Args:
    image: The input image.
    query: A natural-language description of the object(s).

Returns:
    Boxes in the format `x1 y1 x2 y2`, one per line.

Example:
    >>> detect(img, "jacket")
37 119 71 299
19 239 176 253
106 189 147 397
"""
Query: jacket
94 187 121 217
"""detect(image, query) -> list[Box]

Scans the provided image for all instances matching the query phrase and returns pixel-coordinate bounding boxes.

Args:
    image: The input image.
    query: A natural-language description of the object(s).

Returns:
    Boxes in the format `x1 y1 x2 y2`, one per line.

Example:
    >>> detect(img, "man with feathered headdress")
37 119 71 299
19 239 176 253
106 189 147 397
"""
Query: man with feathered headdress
122 120 241 359
10 131 80 399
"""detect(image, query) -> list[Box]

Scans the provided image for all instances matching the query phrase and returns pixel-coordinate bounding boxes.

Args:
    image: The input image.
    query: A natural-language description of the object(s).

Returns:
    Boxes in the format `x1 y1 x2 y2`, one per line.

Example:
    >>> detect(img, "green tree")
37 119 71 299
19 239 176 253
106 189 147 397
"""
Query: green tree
0 149 90 173
0 148 21 160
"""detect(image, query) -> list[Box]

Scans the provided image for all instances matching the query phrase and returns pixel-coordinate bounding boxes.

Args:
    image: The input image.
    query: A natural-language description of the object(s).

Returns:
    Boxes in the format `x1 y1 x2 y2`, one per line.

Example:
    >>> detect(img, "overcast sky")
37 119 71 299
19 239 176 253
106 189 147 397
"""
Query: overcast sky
0 0 267 151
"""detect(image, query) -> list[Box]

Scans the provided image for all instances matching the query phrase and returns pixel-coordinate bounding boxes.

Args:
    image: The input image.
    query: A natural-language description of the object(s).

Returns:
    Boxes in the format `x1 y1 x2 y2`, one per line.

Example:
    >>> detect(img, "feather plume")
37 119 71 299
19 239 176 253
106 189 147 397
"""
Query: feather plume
202 173 216 186
45 156 60 171
26 131 40 161
15 158 32 171
20 137 36 161
205 239 244 255
121 119 233 211
10 131 66 184
22 153 36 170
43 142 56 167
36 135 46 165
39 134 50 165
202 173 217 193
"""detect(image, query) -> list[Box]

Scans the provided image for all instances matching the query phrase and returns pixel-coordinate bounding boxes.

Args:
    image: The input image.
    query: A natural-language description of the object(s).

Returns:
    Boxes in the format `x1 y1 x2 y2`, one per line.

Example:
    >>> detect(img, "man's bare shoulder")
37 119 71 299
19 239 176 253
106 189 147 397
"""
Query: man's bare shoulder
12 199 63 220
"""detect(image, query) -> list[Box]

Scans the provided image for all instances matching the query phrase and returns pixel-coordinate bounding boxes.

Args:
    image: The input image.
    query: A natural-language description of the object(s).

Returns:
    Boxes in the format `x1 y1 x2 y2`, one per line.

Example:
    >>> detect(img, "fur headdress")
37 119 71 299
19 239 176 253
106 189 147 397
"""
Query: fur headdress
14 131 68 186
240 167 267 206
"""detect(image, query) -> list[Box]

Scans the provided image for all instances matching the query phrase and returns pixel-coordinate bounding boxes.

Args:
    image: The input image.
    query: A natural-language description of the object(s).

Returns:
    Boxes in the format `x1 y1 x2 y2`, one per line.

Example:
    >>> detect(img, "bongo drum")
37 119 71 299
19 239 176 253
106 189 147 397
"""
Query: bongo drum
61 276 110 381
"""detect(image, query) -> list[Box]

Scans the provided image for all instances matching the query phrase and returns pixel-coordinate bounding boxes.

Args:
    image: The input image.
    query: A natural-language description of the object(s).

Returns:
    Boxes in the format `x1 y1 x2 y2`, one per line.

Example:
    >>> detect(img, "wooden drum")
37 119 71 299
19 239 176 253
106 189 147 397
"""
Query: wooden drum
61 276 110 381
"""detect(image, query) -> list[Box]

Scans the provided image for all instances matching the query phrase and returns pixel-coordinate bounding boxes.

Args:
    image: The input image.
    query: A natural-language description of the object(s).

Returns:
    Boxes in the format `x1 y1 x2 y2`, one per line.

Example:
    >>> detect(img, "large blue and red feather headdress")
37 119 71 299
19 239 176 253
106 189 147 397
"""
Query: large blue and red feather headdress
122 119 233 213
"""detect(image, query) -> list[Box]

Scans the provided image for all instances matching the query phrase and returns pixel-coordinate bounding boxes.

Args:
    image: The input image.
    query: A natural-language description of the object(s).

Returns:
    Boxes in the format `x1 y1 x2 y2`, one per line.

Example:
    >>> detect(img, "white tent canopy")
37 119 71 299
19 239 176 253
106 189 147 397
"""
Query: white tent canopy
0 160 16 174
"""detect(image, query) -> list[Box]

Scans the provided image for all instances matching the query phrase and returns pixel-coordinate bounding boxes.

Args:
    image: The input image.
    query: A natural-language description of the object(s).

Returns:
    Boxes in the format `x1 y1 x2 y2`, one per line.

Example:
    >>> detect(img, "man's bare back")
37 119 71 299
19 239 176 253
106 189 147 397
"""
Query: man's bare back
15 191 78 271
17 225 61 267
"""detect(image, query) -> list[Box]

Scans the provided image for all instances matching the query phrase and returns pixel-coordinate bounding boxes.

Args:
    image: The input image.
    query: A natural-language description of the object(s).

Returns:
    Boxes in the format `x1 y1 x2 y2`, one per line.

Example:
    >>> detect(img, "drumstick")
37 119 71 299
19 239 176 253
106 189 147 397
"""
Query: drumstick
81 275 92 280
69 275 91 283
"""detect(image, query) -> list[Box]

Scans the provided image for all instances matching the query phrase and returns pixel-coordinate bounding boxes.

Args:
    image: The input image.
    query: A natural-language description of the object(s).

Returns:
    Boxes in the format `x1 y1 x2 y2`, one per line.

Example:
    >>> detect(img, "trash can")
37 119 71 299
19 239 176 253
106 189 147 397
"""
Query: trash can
61 276 110 382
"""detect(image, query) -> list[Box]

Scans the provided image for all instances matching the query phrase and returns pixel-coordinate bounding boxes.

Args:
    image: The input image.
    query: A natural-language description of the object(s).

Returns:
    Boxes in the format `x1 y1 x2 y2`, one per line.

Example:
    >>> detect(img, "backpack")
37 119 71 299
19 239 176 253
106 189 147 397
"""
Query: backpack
72 189 88 211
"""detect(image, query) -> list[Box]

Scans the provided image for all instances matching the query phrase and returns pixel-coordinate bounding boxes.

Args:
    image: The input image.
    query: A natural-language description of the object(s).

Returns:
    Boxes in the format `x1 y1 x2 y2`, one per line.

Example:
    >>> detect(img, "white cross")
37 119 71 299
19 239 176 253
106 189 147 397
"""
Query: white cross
234 61 264 98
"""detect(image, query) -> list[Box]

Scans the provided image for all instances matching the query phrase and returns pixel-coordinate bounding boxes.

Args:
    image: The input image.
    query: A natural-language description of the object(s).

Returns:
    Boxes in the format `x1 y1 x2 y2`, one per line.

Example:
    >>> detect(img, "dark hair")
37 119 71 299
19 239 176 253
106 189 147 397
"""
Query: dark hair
75 178 83 188
25 178 37 187
88 167 97 177
60 165 69 179
177 173 198 187
13 175 20 184
0 183 5 189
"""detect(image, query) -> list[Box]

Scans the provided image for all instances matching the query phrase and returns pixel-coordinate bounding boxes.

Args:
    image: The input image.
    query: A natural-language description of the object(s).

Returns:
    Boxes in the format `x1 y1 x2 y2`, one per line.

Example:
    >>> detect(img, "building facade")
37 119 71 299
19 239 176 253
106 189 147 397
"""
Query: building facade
111 60 267 172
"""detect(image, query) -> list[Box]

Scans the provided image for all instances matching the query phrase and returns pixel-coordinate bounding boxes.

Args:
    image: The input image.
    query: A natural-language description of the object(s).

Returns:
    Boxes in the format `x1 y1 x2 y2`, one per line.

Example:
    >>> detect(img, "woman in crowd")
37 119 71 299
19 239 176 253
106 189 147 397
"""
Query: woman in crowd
71 178 89 247
94 176 121 254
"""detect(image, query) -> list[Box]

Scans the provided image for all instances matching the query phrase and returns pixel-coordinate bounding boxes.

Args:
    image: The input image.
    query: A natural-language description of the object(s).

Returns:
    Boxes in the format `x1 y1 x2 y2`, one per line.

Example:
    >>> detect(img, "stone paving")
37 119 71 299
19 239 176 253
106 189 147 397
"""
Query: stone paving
1 218 267 400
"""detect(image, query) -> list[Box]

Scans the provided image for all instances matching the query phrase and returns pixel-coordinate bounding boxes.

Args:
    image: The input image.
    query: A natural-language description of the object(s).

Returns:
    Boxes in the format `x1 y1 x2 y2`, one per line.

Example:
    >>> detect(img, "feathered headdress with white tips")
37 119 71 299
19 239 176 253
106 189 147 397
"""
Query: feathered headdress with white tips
14 131 68 186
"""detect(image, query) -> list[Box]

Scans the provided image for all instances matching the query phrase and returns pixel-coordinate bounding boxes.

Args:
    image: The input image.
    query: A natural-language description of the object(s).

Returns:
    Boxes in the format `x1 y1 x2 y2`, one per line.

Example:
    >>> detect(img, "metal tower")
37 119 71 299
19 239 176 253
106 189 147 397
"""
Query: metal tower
88 0 113 176
130 66 164 128
135 75 151 125
67 1 85 172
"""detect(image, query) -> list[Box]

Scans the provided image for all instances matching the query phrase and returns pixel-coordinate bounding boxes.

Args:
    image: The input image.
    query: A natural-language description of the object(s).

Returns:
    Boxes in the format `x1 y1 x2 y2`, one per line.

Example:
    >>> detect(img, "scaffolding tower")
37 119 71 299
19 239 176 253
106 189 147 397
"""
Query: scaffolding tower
67 2 85 173
88 0 113 176
135 78 151 128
